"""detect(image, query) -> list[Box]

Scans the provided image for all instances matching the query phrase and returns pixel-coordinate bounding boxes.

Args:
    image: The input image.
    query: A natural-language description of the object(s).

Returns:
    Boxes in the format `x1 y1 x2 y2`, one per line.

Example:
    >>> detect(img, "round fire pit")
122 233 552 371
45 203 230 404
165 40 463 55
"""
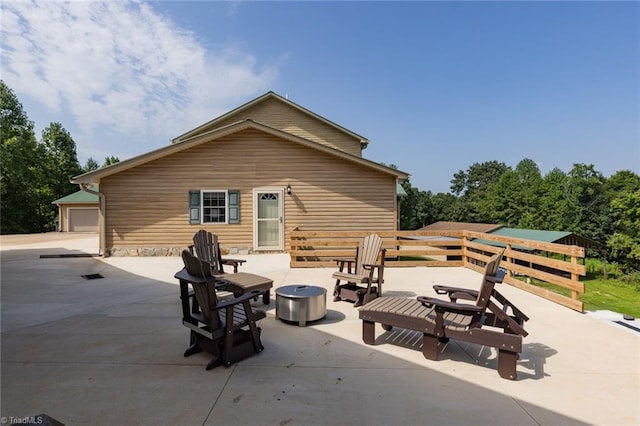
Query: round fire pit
275 285 327 326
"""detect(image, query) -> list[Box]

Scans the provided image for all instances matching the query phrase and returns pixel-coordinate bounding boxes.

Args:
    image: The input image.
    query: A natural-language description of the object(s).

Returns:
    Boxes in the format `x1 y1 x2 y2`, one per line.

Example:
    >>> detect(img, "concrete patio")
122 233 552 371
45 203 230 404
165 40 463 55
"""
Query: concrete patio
1 233 638 425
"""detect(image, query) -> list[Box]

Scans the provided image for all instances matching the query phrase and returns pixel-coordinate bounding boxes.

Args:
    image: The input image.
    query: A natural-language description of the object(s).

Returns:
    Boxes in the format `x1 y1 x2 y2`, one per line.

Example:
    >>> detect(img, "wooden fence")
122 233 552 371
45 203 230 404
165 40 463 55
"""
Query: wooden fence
290 229 586 312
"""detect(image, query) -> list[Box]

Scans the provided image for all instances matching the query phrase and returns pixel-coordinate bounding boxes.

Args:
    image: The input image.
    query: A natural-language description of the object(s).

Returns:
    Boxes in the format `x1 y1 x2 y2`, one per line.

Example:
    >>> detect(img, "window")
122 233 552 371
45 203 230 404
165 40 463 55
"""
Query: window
203 191 227 223
189 189 240 224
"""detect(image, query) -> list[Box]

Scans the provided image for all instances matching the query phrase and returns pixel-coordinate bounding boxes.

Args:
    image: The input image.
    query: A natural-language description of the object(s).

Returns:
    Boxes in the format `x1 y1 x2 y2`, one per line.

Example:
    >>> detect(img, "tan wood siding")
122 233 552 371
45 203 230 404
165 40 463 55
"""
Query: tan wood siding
209 98 363 156
101 128 396 254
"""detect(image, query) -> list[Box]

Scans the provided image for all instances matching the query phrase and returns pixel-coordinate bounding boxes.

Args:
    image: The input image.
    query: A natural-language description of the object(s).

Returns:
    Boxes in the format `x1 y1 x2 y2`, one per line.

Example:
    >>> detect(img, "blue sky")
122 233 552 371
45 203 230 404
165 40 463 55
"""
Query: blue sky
2 1 638 194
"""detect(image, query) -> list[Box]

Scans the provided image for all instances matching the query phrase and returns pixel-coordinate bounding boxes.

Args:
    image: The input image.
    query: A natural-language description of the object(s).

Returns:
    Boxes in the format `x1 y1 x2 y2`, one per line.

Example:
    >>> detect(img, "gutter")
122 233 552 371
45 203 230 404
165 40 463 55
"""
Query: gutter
79 183 106 256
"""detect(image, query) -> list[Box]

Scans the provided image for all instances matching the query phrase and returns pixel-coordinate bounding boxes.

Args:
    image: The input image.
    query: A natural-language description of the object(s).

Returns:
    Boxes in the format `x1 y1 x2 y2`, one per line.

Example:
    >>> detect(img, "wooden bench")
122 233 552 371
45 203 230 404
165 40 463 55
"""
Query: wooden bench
358 249 529 380
359 295 527 379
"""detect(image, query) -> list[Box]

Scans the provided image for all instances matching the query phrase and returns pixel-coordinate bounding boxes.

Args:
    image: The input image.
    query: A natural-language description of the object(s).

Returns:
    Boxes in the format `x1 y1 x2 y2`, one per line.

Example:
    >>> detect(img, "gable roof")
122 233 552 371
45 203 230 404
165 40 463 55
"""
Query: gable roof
52 185 99 204
172 91 369 148
72 119 408 184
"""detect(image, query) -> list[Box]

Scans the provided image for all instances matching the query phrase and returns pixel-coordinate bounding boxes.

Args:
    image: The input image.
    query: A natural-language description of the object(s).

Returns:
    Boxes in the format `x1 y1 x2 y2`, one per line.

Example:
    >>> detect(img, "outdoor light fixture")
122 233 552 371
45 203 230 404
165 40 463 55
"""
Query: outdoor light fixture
286 184 292 195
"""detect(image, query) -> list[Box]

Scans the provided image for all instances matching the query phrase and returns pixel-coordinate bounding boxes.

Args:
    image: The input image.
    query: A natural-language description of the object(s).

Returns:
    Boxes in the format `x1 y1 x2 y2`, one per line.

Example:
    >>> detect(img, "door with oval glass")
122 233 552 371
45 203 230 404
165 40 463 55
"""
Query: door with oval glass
254 189 284 251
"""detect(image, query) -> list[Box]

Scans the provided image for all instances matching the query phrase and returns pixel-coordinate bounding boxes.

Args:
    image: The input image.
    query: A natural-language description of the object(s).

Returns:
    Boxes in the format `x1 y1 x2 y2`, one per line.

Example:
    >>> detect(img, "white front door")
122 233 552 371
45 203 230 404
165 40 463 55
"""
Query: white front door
254 189 284 251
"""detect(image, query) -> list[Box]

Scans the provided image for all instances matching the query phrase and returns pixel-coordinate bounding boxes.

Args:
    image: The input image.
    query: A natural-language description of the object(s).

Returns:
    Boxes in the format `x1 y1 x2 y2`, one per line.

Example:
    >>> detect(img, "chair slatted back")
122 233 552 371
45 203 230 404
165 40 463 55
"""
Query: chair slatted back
355 234 383 276
181 249 221 330
192 230 223 273
474 248 506 310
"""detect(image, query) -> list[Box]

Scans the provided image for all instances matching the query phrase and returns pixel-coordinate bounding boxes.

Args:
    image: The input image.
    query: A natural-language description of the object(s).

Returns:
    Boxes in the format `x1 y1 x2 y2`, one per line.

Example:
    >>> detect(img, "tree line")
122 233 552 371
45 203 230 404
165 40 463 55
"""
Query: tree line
397 159 640 273
2 80 638 273
1 81 118 234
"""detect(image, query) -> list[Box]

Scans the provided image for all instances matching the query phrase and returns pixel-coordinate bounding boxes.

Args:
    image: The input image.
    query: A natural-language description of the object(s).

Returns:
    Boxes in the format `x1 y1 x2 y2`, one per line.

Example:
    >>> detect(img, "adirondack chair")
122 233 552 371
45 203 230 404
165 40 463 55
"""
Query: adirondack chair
191 229 246 273
175 249 266 370
332 234 386 307
359 249 530 379
190 230 273 304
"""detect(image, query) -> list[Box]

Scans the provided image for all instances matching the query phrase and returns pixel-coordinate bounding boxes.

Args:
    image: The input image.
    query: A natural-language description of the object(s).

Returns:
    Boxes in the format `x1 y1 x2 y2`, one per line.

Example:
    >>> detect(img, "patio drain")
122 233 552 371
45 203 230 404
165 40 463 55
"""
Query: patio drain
81 274 104 280
40 253 96 258
614 321 640 333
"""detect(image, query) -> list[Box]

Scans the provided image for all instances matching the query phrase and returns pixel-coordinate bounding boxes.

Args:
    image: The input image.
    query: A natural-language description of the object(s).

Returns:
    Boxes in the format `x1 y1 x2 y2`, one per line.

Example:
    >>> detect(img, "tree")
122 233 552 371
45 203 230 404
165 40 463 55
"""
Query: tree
429 192 459 222
83 157 100 172
608 190 640 271
0 80 34 144
478 159 543 227
41 123 83 195
606 170 640 271
103 156 120 167
538 167 569 231
605 170 640 197
37 123 83 229
398 180 432 230
0 81 44 233
449 161 511 222
562 164 612 244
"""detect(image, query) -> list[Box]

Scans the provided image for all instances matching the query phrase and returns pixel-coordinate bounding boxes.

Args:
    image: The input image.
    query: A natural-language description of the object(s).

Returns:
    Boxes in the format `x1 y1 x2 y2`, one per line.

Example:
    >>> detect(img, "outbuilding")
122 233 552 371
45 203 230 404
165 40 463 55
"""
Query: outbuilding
52 186 99 232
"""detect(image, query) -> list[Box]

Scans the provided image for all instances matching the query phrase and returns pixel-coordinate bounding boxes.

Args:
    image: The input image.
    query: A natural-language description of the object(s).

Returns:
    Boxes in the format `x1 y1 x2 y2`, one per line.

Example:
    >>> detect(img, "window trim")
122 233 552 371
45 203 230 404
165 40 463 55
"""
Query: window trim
201 189 229 225
189 189 240 225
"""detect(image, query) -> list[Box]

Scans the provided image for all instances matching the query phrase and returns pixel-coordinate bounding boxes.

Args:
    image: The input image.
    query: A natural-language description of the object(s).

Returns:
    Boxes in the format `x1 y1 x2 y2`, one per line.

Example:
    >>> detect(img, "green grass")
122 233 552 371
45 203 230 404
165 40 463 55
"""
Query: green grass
402 255 640 317
579 277 640 317
526 258 640 318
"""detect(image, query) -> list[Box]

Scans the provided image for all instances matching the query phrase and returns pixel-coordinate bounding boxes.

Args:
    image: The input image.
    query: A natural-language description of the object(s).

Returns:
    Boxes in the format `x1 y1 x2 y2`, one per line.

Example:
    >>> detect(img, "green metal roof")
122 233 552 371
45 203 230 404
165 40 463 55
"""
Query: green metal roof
490 227 571 242
52 186 99 205
474 227 572 251
396 183 407 196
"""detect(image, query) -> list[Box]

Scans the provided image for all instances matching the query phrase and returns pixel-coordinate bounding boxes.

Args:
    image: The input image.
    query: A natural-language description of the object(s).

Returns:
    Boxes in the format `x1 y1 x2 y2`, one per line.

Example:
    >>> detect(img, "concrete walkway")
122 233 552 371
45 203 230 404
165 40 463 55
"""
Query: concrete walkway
1 233 638 425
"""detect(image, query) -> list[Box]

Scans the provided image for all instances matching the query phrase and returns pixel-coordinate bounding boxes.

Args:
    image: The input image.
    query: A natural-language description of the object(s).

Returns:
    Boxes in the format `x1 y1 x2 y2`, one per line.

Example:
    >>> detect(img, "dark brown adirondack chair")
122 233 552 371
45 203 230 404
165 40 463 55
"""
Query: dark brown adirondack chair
191 229 246 273
359 248 530 379
332 234 386 307
190 230 273 304
175 249 266 370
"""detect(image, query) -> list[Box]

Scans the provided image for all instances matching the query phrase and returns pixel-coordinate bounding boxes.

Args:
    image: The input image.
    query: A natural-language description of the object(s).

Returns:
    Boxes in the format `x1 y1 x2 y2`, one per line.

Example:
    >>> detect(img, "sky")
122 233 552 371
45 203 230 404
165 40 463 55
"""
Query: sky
2 1 638 194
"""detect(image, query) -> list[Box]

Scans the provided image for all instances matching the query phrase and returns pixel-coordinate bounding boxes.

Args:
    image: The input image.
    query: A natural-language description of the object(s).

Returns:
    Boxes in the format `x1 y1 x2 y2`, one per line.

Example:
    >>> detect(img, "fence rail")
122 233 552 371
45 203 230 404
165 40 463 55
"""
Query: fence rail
290 229 586 312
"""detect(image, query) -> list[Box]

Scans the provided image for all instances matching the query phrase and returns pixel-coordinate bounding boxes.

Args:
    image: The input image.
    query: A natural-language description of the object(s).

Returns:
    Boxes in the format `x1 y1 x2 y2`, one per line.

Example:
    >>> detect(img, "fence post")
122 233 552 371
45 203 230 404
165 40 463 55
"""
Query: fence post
571 254 579 301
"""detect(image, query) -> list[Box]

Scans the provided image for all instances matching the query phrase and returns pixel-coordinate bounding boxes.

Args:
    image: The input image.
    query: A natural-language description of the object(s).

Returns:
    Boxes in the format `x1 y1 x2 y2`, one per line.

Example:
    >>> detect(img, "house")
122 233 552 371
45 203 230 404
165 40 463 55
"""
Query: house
71 92 409 256
51 186 99 232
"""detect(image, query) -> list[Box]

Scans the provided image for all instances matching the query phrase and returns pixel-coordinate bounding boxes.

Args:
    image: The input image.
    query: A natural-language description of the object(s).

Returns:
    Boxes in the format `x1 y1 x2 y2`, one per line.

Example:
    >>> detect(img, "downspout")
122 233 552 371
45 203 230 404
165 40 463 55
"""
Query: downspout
79 183 106 256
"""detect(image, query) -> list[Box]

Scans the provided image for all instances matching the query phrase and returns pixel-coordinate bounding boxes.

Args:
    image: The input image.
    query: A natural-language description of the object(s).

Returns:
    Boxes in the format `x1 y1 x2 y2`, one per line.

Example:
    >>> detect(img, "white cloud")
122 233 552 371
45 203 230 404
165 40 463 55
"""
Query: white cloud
1 0 277 159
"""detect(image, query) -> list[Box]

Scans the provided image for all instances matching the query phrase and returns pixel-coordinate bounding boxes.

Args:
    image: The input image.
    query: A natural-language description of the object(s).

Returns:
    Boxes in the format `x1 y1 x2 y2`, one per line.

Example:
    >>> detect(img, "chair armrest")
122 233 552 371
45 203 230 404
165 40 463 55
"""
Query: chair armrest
219 258 246 273
333 257 356 274
417 296 483 315
213 289 266 311
433 285 479 301
433 284 475 295
221 258 246 266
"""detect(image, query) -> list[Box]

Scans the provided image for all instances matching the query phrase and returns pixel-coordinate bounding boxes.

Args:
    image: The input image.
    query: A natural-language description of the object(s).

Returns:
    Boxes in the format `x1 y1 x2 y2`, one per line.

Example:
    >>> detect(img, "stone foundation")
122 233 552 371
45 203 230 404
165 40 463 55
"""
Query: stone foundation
107 246 251 257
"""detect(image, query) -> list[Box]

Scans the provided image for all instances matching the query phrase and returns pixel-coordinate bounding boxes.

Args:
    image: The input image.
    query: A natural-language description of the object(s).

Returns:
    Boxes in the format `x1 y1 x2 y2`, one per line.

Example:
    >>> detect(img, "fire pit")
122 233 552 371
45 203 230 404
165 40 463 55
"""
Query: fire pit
275 285 327 326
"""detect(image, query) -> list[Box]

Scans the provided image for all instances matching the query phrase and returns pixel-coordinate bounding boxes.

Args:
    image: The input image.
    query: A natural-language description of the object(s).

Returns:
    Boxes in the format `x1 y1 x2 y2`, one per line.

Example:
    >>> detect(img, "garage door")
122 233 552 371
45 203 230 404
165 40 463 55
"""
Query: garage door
69 209 99 232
